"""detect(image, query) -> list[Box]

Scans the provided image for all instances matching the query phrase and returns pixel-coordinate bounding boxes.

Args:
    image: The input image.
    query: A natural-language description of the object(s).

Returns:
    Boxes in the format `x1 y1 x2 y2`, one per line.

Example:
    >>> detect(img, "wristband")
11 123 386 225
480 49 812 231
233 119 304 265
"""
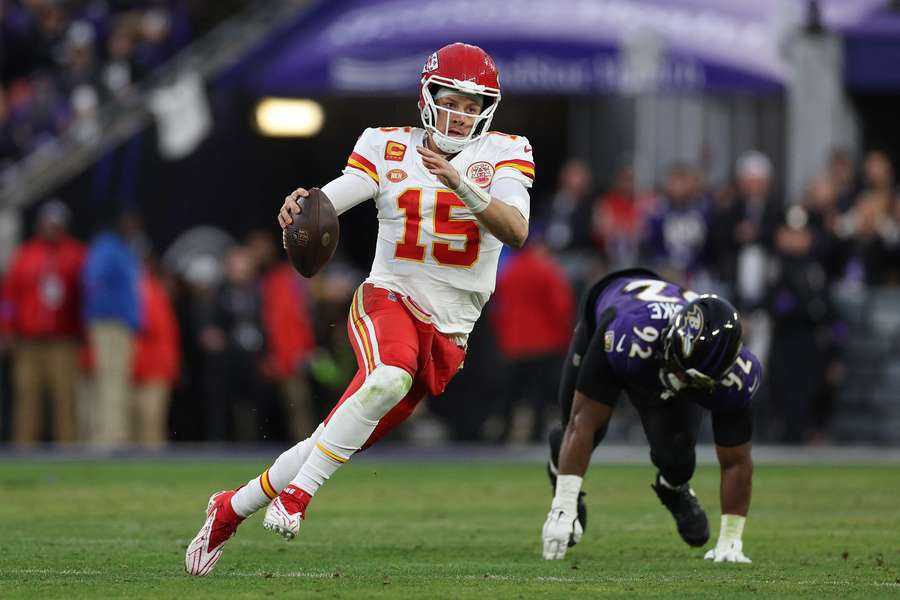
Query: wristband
719 514 746 541
453 174 492 213
551 474 583 516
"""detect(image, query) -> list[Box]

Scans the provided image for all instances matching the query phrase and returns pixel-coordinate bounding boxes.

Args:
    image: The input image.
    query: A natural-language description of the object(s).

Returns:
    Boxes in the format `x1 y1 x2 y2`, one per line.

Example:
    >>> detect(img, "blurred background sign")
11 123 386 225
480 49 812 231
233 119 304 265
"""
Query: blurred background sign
243 0 893 95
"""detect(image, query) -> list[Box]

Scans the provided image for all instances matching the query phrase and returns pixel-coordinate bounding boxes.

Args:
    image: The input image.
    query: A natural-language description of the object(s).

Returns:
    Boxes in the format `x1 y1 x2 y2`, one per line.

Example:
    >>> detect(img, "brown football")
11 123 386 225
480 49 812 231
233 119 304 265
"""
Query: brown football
283 187 339 278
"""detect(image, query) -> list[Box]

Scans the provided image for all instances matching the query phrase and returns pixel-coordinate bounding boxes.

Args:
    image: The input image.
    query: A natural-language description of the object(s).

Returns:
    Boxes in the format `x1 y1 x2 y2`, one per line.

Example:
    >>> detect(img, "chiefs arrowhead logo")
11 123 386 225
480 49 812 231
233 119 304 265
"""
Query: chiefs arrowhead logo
466 161 494 188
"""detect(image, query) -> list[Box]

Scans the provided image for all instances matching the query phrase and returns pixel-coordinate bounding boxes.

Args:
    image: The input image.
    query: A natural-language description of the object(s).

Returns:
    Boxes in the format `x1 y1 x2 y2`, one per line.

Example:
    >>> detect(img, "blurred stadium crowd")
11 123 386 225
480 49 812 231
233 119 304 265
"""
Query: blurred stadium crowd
0 0 249 167
2 142 899 449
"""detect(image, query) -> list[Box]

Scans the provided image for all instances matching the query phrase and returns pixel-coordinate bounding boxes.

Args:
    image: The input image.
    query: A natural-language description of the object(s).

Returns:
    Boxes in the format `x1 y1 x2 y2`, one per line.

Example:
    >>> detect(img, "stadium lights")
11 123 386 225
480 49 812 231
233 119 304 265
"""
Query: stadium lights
255 98 324 137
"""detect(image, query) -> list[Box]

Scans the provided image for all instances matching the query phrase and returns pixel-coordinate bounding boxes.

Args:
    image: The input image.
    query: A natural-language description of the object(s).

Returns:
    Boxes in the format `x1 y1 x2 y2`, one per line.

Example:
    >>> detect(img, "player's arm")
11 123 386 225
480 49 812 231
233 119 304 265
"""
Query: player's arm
559 392 613 477
716 439 752 517
704 432 753 564
277 174 376 229
279 129 382 228
705 366 757 564
417 145 528 248
544 319 620 560
467 186 528 248
543 391 611 560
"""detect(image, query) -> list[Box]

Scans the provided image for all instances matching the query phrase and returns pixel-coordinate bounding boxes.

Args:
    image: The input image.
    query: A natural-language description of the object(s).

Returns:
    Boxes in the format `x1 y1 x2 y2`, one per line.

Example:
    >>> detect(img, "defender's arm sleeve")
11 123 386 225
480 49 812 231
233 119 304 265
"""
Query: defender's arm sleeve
710 348 761 447
712 407 754 447
573 308 623 406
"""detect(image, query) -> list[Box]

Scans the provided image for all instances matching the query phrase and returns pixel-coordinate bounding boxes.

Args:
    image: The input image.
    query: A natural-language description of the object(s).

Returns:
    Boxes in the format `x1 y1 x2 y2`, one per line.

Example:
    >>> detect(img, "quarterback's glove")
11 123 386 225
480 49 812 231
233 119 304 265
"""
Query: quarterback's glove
542 508 583 560
704 514 751 563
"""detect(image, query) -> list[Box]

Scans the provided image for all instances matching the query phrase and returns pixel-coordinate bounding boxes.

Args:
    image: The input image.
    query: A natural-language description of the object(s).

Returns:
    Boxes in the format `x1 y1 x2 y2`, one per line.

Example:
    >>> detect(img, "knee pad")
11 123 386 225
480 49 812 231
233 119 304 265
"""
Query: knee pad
348 365 413 421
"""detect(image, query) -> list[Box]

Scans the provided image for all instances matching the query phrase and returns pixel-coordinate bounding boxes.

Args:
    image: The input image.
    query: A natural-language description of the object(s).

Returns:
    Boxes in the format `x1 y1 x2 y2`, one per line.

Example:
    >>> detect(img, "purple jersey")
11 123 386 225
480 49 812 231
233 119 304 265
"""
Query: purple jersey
593 274 761 414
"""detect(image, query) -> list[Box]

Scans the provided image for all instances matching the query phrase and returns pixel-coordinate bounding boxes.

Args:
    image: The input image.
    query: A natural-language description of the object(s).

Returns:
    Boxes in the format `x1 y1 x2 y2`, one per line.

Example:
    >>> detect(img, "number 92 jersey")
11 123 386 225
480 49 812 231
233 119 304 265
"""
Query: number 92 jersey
343 126 534 336
589 269 762 415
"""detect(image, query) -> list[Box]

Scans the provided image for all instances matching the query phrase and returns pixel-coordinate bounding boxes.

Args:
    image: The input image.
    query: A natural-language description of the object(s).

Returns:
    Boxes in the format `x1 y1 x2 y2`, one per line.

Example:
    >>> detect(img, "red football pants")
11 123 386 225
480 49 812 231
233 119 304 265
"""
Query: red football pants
325 283 466 450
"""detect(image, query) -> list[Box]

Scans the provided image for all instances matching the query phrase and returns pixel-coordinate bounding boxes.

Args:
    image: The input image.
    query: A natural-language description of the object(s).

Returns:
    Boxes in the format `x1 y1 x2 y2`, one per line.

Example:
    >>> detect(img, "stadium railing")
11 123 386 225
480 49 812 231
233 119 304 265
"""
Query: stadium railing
0 0 308 210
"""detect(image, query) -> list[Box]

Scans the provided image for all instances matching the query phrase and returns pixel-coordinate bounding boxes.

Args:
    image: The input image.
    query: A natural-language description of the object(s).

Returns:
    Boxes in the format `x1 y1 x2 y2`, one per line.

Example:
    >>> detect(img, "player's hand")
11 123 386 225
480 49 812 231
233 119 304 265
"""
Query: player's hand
278 187 308 228
542 508 583 560
417 146 461 189
704 538 752 563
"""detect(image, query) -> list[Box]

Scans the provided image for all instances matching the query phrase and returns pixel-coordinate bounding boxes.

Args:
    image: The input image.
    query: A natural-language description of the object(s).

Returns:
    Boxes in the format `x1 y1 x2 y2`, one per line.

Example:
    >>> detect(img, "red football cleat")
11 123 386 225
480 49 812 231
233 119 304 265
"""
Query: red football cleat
184 489 244 576
263 484 312 541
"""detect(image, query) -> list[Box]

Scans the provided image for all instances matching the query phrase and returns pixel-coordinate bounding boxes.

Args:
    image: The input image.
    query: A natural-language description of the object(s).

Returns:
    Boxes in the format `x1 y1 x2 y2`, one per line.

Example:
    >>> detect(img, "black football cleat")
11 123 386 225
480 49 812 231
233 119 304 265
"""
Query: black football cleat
651 473 709 547
547 426 587 543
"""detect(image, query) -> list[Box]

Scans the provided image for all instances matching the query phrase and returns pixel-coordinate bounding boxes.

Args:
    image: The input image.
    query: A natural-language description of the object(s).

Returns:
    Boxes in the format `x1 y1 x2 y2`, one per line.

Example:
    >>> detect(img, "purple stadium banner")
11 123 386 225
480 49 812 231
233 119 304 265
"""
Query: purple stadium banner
246 0 890 95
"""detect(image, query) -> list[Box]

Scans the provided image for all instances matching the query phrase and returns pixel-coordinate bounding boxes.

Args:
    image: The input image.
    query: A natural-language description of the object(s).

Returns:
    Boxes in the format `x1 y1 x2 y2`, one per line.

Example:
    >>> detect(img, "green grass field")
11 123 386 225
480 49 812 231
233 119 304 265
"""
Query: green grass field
0 459 898 599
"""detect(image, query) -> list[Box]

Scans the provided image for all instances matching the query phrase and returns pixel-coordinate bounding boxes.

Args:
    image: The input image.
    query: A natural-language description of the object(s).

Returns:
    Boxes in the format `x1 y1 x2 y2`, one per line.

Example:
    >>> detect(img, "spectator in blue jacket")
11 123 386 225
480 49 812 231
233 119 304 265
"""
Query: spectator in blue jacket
82 211 143 447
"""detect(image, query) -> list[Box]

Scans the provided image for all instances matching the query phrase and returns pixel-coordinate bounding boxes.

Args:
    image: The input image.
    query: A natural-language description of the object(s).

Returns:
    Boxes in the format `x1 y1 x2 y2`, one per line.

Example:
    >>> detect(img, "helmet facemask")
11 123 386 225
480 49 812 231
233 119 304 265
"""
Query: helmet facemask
420 78 500 154
660 304 740 393
661 324 718 393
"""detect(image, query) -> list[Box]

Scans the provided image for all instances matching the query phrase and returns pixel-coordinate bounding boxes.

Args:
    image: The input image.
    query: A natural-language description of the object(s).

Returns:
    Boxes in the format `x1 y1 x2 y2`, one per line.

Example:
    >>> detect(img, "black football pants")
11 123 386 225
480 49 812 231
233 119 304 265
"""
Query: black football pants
554 316 702 487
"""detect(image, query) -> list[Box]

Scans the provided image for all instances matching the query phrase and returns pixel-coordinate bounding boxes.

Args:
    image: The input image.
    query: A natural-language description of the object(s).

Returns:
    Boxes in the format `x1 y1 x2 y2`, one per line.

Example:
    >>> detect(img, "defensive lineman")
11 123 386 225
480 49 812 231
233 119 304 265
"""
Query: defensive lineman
185 42 535 576
542 268 760 563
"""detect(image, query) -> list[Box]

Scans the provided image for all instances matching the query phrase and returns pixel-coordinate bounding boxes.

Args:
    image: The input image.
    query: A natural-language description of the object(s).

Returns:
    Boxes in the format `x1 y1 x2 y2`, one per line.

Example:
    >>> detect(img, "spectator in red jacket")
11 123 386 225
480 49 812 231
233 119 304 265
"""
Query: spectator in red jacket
131 264 180 448
1 200 86 446
592 162 650 270
247 231 317 440
491 234 574 442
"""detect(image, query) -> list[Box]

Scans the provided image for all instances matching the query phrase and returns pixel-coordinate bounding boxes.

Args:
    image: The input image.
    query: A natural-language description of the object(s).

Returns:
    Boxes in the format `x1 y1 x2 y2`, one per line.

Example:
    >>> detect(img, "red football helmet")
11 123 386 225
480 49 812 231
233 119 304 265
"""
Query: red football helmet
419 43 501 153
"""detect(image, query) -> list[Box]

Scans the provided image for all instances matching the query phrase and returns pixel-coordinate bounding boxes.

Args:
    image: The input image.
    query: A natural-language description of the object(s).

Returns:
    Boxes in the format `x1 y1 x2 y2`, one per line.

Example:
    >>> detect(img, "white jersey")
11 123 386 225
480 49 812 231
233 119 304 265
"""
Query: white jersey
342 126 534 336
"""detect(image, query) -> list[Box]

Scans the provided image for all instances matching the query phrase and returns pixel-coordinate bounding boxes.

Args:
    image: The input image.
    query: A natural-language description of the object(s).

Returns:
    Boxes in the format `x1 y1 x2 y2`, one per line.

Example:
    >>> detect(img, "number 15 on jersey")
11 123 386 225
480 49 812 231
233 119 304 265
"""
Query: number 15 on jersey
394 188 481 268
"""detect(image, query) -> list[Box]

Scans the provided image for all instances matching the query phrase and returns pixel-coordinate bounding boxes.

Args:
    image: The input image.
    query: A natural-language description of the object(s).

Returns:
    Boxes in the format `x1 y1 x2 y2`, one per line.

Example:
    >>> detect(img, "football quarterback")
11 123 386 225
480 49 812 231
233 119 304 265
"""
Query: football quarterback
186 42 536 576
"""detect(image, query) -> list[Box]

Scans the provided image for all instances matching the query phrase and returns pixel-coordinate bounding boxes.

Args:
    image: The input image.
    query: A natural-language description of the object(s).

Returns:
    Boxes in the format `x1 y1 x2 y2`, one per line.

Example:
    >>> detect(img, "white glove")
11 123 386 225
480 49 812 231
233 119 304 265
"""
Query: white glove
704 514 751 563
704 538 751 563
542 508 583 560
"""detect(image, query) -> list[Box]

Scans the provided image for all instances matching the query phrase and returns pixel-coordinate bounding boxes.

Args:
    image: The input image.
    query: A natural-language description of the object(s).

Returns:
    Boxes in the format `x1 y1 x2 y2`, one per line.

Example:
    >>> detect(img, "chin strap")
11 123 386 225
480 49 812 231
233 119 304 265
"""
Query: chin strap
425 129 464 156
431 131 469 154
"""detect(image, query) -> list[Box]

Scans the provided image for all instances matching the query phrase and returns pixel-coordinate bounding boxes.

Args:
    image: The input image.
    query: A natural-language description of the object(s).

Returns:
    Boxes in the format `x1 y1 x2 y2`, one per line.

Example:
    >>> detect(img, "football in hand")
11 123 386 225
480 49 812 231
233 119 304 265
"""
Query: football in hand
283 187 339 278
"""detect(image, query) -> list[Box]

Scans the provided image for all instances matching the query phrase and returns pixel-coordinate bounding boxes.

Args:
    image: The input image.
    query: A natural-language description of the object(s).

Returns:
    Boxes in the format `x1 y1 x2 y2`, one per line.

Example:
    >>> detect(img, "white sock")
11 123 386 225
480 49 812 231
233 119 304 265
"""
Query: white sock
291 401 377 496
291 365 412 496
230 423 324 518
